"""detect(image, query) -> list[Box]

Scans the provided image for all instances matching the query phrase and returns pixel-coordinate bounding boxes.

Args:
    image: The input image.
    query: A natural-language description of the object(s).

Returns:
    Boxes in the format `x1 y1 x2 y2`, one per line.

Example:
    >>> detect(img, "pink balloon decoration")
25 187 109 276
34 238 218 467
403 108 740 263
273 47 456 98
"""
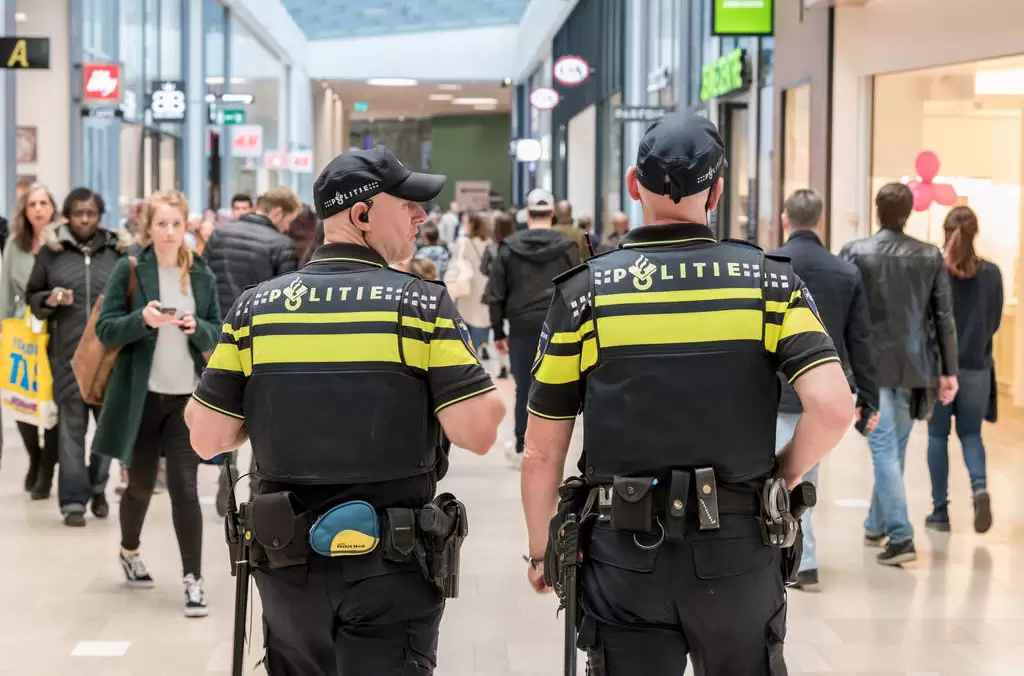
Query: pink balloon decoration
907 151 957 211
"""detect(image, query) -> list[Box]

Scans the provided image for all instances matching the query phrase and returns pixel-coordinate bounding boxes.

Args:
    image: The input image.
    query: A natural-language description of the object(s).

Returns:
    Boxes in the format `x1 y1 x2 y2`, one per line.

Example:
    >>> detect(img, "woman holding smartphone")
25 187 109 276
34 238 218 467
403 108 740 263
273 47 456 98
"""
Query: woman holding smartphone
92 190 221 617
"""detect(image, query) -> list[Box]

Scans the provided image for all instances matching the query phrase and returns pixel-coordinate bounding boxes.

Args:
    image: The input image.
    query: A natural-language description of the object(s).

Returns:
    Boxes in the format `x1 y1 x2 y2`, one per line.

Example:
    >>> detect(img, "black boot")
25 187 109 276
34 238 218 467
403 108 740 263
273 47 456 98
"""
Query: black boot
30 429 58 500
18 422 43 493
23 449 40 493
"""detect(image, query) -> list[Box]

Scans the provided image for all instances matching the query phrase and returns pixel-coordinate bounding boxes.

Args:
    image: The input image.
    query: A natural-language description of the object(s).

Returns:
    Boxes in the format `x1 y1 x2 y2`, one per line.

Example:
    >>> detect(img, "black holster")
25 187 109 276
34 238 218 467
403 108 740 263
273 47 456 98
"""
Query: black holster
246 492 313 569
398 493 468 599
544 477 592 608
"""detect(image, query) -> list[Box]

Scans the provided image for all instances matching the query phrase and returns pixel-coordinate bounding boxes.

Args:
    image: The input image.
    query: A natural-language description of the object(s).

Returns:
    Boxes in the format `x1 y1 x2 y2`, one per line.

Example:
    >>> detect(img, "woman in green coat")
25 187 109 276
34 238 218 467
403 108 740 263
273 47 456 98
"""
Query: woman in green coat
92 190 221 618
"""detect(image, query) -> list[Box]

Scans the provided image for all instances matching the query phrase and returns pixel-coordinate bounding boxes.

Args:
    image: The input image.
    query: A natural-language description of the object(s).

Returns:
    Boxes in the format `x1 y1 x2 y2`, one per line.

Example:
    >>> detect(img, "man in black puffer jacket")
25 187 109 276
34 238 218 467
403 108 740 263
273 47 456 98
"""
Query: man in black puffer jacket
27 188 132 527
203 187 300 510
487 188 579 467
771 189 879 589
839 182 959 567
203 187 301 316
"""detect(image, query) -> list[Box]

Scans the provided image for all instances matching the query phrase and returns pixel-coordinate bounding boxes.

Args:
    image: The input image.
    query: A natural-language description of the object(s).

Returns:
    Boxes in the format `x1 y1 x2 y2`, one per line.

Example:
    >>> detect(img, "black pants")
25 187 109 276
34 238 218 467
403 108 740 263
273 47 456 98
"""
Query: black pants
119 392 202 577
579 516 788 675
255 556 443 675
18 421 59 480
508 331 540 452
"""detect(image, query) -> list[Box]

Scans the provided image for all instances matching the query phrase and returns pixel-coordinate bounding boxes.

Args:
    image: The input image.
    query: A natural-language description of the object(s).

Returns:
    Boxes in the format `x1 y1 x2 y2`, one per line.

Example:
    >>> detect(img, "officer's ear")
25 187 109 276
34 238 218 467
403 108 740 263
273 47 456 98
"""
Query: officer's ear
625 166 642 202
349 202 371 231
706 177 725 212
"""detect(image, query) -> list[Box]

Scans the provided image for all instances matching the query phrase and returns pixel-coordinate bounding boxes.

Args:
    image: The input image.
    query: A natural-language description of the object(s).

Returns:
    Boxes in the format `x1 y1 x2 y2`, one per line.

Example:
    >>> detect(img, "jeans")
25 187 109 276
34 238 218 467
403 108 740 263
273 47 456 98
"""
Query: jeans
58 395 110 515
775 413 818 573
927 368 990 510
120 393 203 578
865 388 914 544
466 325 490 355
508 331 541 453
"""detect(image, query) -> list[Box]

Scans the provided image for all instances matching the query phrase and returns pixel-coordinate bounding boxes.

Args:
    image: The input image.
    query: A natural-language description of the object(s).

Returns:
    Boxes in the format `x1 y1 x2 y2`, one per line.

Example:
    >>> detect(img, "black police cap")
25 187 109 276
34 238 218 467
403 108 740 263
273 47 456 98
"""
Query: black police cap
635 110 727 203
313 146 446 220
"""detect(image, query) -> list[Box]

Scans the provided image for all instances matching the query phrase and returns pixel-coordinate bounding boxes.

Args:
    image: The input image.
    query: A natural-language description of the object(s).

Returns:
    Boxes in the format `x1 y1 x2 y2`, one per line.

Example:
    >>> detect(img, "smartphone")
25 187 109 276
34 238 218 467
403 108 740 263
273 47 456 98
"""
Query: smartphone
855 407 876 436
159 306 178 315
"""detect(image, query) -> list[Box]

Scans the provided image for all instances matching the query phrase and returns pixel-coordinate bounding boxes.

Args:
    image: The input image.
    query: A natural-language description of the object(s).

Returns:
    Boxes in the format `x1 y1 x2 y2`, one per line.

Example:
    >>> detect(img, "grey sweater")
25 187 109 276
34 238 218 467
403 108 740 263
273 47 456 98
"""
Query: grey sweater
0 237 41 320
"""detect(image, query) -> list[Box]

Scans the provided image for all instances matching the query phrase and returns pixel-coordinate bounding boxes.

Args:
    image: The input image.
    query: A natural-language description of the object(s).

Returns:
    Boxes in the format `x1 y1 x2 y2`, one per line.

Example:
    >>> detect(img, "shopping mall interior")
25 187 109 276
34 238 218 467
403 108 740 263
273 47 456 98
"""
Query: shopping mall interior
2 0 1024 674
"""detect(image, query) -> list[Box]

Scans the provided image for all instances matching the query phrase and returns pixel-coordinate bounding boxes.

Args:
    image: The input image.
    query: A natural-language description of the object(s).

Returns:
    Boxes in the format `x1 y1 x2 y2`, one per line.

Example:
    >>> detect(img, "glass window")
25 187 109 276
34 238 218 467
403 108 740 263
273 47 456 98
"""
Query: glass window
782 84 810 204
120 0 144 124
160 135 179 191
601 92 623 238
724 105 750 240
757 85 776 250
160 0 183 81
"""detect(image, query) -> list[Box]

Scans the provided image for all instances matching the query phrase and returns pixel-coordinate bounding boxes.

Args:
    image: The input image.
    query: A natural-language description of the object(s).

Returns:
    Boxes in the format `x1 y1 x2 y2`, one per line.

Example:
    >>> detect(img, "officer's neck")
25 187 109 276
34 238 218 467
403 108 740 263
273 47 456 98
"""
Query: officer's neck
641 200 706 226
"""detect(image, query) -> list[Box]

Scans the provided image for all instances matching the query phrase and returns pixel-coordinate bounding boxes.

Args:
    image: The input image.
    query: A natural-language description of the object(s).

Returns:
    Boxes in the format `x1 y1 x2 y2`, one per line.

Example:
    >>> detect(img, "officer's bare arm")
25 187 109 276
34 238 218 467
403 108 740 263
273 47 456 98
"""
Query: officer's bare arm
776 361 855 488
437 390 505 455
521 415 575 563
184 399 249 460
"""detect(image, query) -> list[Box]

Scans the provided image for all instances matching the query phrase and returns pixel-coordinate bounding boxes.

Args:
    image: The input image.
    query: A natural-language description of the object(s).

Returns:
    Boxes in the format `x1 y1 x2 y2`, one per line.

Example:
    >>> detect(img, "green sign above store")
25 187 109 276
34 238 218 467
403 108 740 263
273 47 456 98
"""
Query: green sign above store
353 101 369 112
216 108 246 125
712 0 774 37
700 49 748 102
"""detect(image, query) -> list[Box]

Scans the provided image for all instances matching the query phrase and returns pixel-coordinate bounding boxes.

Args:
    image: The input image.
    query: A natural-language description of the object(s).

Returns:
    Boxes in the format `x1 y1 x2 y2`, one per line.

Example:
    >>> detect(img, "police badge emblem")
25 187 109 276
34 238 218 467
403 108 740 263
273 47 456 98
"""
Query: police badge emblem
802 287 822 321
455 318 477 357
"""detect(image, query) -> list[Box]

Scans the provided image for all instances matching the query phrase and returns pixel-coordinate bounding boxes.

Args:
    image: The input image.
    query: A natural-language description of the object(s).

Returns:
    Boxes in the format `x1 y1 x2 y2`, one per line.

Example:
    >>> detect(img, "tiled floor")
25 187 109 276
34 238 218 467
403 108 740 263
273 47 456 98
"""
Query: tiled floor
1 376 1022 675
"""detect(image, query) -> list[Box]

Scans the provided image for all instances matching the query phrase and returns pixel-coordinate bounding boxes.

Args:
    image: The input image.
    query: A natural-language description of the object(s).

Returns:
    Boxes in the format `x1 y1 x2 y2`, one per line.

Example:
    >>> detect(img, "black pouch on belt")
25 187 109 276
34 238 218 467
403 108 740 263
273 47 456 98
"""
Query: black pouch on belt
664 470 691 542
249 492 313 569
382 508 418 562
611 476 657 534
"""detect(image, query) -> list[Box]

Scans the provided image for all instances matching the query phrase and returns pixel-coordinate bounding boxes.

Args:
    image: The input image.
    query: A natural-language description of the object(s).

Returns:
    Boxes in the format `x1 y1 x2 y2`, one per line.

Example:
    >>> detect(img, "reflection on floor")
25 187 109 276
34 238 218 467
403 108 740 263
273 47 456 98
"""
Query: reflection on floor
1 377 1023 675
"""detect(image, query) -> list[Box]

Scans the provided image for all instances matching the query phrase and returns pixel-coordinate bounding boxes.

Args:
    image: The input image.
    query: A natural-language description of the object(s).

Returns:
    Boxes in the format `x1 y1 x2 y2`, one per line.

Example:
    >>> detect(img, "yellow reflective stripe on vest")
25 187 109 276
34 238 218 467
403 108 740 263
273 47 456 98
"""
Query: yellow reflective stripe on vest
402 316 436 334
551 319 595 344
779 307 826 341
253 333 400 364
222 323 250 341
402 338 478 370
253 311 398 326
207 342 252 375
597 309 763 347
595 287 762 308
534 353 580 385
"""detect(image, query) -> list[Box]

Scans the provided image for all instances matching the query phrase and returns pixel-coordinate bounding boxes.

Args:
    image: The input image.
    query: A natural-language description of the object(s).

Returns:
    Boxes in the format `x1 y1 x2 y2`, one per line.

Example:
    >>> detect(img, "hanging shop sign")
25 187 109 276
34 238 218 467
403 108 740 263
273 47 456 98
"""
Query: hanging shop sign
289 149 314 173
0 37 49 69
529 87 559 111
231 125 264 158
613 105 674 124
700 49 748 102
712 0 774 37
215 108 246 125
149 80 186 122
83 64 121 104
553 55 591 87
264 151 286 170
647 66 672 94
220 92 255 105
511 139 542 162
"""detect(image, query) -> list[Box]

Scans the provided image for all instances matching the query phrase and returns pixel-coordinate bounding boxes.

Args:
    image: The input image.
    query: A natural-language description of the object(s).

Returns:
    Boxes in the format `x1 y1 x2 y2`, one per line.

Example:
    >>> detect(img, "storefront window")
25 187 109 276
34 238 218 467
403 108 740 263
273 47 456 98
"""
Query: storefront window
782 84 810 202
757 85 776 249
601 93 623 237
872 54 1022 401
723 105 750 240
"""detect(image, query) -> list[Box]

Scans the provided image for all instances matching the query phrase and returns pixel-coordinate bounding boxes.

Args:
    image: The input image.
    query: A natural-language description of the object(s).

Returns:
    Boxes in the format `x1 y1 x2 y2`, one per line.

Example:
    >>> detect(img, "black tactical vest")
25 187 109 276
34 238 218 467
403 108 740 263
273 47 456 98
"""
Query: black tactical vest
581 242 780 484
242 266 440 484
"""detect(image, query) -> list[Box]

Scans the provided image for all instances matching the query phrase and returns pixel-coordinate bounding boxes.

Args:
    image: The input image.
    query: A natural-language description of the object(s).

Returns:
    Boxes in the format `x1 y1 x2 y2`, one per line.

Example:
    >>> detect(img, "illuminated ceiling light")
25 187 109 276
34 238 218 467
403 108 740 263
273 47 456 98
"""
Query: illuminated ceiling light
205 76 225 85
473 104 497 111
453 97 499 106
438 84 462 91
428 94 453 101
975 68 1024 95
15 12 27 21
230 77 246 84
367 78 418 87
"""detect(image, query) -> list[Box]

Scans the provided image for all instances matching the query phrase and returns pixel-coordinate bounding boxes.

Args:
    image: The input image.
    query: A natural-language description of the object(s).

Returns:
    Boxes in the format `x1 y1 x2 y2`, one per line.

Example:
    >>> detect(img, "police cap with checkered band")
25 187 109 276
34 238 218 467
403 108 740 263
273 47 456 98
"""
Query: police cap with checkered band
634 110 727 204
313 145 447 220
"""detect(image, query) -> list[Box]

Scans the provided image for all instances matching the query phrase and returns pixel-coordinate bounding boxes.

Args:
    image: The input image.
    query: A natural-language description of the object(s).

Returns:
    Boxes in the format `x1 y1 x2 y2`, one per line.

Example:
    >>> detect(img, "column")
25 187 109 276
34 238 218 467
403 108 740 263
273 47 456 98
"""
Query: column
68 0 83 189
313 85 334 172
621 0 648 230
332 97 345 155
277 66 289 190
184 0 205 210
0 0 14 217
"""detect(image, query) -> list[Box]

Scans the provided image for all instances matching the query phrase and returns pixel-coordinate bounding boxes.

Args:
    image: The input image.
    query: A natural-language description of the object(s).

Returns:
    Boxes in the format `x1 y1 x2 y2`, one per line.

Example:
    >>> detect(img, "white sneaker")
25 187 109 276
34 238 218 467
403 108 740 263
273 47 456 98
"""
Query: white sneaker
504 441 523 470
120 551 155 589
183 574 209 618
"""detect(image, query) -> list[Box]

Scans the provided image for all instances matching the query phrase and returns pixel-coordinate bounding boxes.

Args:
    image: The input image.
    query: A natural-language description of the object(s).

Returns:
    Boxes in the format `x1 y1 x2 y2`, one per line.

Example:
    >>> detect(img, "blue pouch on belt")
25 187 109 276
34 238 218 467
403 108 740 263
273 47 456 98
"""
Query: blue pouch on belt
308 501 380 557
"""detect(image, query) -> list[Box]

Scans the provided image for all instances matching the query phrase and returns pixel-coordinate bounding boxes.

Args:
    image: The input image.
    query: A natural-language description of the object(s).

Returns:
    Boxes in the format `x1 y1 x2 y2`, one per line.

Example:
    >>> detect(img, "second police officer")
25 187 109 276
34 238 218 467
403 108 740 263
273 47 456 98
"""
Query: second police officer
521 111 856 675
185 146 505 675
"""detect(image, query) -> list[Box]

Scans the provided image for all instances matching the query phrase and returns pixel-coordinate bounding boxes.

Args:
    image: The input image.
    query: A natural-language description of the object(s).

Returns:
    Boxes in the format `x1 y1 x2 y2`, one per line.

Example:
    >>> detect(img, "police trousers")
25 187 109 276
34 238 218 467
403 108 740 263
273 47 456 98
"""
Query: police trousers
579 515 788 676
254 554 444 676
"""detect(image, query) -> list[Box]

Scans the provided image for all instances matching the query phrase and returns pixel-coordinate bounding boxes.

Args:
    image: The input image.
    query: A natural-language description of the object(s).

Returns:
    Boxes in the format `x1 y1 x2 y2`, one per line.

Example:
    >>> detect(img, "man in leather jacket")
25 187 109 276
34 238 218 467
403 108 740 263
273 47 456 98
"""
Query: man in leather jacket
839 182 959 566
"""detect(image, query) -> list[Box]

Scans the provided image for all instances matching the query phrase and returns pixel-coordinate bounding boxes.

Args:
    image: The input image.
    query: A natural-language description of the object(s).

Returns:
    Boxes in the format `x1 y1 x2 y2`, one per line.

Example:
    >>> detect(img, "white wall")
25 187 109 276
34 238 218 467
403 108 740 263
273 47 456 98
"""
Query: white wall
307 25 519 81
566 105 596 222
514 0 582 82
15 0 70 200
220 0 308 70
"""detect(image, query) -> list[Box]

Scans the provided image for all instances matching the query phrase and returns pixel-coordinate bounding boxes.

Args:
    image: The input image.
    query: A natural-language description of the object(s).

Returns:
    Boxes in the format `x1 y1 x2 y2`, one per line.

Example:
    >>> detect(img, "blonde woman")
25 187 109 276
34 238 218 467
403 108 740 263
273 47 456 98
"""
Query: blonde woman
92 191 221 617
1 183 60 498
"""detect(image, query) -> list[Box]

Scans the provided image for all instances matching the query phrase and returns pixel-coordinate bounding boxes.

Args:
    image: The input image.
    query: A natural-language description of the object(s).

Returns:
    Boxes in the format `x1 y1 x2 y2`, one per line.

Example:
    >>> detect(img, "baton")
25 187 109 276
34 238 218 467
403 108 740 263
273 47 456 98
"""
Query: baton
224 463 250 676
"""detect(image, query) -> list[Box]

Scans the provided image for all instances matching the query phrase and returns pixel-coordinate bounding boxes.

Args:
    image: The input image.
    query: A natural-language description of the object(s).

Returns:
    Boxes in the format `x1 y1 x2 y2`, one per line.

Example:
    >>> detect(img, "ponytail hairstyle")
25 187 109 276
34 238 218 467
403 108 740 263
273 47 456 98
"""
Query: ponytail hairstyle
942 205 980 279
137 190 194 292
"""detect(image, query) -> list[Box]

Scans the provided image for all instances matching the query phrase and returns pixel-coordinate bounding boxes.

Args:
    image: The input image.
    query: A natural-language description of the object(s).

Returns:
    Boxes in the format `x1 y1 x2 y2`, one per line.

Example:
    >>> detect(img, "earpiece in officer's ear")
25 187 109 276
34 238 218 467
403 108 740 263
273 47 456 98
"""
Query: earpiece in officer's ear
358 209 370 224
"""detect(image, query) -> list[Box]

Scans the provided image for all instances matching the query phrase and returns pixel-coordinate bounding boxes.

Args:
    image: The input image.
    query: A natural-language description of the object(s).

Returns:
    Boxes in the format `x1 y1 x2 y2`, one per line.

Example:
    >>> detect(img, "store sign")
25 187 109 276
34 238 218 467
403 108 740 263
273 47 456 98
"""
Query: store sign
289 149 313 173
613 105 674 123
529 87 559 111
0 37 49 69
216 108 246 125
231 125 263 158
700 49 748 102
149 80 186 122
647 66 672 93
264 151 286 170
80 107 124 119
83 64 121 104
553 55 590 86
712 0 774 37
220 93 255 105
353 101 370 112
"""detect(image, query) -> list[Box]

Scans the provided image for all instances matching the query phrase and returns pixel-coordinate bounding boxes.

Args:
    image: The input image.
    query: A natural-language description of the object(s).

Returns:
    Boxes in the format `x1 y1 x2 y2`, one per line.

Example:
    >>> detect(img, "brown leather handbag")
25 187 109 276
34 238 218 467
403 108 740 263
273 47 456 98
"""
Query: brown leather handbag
71 257 138 406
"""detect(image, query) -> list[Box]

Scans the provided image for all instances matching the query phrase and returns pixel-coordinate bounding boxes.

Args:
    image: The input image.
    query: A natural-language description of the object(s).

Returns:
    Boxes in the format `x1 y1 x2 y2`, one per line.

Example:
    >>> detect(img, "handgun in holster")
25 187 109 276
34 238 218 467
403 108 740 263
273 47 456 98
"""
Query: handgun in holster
417 493 468 598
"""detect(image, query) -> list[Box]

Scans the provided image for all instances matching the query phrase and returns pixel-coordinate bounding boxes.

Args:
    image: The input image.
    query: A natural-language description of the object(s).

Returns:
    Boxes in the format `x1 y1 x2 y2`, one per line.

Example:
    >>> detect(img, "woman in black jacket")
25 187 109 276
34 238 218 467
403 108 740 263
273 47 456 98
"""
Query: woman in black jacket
926 206 1003 535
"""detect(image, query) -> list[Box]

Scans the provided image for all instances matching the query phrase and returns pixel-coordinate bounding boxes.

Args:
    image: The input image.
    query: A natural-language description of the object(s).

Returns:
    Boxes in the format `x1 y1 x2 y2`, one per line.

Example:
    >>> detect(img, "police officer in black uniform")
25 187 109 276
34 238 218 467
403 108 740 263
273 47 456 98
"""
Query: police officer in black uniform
185 145 505 675
521 112 855 675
